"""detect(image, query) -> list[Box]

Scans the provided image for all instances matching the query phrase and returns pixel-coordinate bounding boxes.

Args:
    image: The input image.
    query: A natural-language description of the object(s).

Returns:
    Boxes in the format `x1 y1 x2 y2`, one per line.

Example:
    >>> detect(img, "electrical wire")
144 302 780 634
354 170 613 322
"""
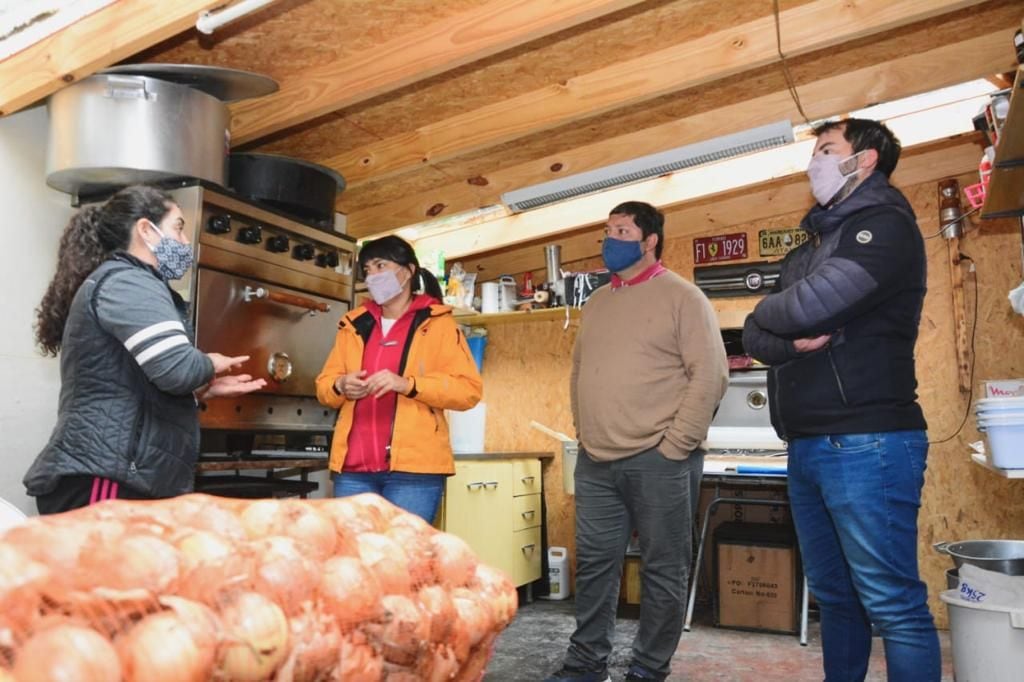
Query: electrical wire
923 205 983 240
772 0 812 127
930 253 978 445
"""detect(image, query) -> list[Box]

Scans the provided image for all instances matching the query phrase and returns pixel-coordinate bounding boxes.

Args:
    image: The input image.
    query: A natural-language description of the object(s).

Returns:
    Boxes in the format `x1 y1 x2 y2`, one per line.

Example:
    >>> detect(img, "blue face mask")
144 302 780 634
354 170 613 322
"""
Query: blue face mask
601 236 644 273
145 220 193 281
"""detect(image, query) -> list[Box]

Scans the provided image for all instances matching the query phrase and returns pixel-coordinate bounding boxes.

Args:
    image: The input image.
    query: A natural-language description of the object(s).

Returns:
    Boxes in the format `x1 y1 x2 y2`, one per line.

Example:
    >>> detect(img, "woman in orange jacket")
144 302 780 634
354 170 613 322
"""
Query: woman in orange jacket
316 235 482 521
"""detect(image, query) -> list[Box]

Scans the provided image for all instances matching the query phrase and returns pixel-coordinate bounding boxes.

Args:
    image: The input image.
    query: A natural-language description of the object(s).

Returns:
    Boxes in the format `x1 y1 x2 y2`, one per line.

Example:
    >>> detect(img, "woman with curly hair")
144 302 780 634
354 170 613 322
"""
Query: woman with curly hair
25 185 266 514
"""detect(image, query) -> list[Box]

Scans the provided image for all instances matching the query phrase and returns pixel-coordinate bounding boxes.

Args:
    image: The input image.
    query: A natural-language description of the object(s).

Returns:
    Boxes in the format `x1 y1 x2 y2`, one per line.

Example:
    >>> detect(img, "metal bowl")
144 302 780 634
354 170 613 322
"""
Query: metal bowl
934 540 1024 576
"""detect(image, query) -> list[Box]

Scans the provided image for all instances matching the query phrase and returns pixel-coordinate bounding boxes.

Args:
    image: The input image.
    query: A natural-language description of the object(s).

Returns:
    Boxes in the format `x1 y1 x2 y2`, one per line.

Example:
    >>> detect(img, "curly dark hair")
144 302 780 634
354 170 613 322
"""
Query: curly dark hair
35 185 175 356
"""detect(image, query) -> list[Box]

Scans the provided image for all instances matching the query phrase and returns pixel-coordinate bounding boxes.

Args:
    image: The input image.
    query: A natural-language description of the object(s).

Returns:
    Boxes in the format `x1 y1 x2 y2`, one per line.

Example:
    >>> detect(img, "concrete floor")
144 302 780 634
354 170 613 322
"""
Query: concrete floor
483 599 954 681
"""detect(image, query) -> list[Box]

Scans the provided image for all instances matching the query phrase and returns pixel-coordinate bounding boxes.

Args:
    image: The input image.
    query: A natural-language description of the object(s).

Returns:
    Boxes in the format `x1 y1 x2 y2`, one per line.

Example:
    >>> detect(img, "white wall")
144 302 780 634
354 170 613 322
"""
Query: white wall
0 105 74 516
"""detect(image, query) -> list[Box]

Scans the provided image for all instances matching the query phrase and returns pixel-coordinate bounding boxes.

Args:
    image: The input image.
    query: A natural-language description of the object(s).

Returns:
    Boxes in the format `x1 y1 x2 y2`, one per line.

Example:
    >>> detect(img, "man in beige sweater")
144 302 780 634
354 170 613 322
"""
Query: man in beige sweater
546 202 728 682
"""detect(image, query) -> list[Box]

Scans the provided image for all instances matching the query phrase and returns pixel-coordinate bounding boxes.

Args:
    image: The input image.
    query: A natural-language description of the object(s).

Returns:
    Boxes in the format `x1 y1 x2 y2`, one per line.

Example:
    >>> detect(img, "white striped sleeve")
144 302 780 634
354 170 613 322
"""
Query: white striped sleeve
124 320 185 352
133 334 191 366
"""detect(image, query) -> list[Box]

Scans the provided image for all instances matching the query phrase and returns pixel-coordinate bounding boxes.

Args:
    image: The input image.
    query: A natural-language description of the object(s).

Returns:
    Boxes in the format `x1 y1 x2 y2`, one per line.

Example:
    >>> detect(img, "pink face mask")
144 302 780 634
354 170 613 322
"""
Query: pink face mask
807 150 864 206
365 269 406 304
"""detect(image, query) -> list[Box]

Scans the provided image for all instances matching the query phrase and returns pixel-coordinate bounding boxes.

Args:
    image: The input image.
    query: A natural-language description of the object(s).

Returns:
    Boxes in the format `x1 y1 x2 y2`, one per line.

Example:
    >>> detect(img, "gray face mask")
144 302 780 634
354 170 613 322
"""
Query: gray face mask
365 269 406 304
807 150 864 206
145 220 193 280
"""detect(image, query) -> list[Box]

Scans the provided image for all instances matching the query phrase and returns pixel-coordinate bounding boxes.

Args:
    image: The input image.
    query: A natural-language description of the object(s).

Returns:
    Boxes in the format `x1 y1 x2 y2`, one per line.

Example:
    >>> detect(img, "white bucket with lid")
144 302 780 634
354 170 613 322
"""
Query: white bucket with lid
547 546 570 600
940 589 1024 681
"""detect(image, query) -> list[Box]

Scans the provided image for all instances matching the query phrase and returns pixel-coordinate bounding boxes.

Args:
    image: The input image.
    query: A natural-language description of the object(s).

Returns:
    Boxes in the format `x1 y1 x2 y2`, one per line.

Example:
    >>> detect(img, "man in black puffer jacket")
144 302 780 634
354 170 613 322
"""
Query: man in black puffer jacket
743 119 939 682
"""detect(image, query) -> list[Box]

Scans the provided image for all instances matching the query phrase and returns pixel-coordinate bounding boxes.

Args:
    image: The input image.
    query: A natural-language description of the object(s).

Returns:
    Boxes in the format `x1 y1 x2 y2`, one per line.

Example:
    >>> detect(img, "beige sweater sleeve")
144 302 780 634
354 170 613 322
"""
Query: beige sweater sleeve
657 287 729 458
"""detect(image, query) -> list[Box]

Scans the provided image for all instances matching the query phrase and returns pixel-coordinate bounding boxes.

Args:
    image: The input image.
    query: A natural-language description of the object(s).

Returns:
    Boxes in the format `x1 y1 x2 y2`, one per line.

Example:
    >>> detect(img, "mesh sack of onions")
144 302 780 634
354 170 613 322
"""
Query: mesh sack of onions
0 493 518 681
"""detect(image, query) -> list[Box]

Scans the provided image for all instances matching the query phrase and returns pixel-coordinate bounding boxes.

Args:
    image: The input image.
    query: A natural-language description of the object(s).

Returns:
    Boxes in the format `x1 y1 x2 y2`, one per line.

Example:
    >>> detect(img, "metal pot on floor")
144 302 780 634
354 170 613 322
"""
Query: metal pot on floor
934 540 1024 576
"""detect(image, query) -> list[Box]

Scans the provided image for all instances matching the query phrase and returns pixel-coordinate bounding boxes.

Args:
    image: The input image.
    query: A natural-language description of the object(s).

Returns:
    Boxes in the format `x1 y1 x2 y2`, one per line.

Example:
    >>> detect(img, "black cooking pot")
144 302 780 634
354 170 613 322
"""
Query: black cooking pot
228 153 345 231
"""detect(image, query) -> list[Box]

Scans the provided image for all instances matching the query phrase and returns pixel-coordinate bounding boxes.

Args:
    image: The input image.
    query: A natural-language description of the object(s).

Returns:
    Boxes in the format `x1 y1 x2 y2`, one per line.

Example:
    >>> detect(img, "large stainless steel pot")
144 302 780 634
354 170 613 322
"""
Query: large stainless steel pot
45 64 277 198
47 74 229 196
935 540 1024 576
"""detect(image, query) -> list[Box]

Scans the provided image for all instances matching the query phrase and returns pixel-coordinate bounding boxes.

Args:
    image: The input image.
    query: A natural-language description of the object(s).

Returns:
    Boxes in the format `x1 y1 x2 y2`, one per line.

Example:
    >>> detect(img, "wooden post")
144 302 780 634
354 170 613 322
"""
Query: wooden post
947 237 972 393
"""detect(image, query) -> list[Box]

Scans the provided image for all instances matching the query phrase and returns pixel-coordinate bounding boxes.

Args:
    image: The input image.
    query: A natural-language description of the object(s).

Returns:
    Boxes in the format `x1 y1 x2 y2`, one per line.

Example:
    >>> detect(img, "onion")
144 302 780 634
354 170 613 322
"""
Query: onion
241 500 336 560
2 520 94 573
116 610 215 682
249 536 319 613
171 496 247 541
12 623 121 682
0 545 51 631
430 533 478 589
453 632 498 682
216 591 291 681
176 530 234 571
422 644 460 682
349 493 401 523
417 585 455 642
318 497 384 535
357 533 412 594
385 524 433 587
450 585 493 647
283 606 342 681
377 594 428 665
470 564 518 628
78 534 180 593
319 556 383 625
337 629 383 681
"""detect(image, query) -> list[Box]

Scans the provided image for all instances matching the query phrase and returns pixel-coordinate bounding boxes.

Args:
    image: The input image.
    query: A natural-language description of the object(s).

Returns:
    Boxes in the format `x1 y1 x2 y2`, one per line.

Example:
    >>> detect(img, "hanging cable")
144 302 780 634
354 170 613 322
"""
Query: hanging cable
923 205 983 240
772 0 812 127
930 253 978 445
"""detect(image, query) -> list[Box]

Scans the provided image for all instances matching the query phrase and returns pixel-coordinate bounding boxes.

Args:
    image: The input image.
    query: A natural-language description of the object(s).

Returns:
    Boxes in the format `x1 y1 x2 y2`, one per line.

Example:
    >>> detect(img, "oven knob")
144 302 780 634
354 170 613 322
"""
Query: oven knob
315 251 340 268
267 352 293 382
267 235 290 253
207 214 231 234
293 243 315 261
237 225 263 244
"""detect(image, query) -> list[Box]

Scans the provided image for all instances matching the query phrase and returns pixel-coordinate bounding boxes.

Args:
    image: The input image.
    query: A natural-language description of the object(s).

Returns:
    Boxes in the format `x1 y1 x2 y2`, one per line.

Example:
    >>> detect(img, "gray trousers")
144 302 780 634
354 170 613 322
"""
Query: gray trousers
564 446 704 678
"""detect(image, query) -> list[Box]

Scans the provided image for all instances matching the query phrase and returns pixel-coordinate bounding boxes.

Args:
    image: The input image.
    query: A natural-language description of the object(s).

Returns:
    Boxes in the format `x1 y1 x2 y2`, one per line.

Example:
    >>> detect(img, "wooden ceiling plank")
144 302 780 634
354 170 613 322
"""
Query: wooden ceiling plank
230 0 648 146
345 28 1014 236
0 0 225 116
423 132 983 267
325 0 986 187
458 134 984 278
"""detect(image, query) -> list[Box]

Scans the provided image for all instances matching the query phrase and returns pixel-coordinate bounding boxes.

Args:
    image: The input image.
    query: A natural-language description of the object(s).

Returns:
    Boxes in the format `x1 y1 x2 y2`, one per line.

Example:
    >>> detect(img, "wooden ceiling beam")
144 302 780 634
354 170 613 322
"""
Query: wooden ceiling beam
230 0 647 146
324 0 986 188
0 0 225 116
439 132 985 277
344 28 1015 236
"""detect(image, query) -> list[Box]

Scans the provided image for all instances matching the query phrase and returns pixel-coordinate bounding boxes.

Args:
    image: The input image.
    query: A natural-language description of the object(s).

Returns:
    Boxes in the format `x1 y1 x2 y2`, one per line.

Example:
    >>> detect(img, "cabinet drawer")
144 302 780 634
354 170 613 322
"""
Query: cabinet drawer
512 526 543 585
512 493 541 531
512 458 542 496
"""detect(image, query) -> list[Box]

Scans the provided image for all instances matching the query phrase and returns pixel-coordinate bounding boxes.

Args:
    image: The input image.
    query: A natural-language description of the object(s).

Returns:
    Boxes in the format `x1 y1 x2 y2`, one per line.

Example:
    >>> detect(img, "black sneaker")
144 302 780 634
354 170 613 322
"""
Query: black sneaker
623 663 662 681
543 665 612 682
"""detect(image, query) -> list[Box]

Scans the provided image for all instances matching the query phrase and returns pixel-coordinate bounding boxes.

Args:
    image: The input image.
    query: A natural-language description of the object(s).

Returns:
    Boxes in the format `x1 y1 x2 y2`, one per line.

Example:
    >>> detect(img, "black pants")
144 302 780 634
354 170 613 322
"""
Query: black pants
563 446 704 679
35 475 148 515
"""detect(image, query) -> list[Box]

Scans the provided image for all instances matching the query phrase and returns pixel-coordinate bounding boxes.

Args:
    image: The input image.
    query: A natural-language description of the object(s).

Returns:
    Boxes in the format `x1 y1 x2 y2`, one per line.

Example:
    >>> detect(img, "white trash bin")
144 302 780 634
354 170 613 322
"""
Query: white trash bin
547 546 571 600
940 589 1024 682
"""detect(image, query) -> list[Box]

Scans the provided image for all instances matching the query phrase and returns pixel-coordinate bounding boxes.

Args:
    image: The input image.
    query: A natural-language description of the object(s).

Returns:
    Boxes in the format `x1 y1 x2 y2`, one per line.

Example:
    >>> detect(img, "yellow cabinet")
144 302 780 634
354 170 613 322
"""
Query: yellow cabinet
444 457 544 587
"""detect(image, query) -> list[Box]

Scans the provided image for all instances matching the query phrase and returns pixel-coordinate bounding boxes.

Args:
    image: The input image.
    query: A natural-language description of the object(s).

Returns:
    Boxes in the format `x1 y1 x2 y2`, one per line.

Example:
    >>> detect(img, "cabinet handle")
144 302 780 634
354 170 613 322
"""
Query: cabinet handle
521 543 536 554
521 510 535 519
520 475 535 484
466 480 499 490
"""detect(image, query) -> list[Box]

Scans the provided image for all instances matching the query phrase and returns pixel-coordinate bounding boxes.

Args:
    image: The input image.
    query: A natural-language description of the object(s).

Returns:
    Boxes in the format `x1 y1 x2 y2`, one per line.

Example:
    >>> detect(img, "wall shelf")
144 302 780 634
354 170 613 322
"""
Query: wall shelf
454 306 581 326
981 65 1024 220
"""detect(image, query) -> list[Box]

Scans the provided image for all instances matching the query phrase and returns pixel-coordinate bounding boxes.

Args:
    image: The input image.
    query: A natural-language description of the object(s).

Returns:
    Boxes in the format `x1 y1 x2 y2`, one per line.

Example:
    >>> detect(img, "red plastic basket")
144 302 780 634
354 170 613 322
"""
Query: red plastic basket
964 182 987 210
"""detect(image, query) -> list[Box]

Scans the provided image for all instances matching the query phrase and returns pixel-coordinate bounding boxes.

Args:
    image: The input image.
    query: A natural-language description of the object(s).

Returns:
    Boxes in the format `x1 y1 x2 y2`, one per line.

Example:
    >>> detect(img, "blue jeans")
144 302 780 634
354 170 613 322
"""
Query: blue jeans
788 431 939 682
333 471 445 523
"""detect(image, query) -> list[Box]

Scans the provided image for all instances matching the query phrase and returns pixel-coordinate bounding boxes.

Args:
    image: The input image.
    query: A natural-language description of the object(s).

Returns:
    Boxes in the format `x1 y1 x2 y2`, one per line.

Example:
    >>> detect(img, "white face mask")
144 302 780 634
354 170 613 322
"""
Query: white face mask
365 269 408 305
807 150 864 206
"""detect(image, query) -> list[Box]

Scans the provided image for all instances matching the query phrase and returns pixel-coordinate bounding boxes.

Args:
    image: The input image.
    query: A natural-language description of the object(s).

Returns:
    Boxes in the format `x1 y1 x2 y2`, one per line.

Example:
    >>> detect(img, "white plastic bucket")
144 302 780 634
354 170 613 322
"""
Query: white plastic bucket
448 402 486 454
547 546 570 600
940 589 1024 681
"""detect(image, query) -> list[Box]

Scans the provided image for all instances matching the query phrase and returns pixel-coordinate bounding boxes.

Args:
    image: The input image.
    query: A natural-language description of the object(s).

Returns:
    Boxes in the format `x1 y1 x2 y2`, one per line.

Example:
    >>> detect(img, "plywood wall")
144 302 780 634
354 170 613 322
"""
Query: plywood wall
480 170 1024 626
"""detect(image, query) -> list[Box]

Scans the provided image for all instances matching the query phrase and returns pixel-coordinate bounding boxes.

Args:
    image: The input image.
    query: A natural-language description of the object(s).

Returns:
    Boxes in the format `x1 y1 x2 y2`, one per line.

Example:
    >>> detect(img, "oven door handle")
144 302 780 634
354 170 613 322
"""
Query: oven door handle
243 286 331 314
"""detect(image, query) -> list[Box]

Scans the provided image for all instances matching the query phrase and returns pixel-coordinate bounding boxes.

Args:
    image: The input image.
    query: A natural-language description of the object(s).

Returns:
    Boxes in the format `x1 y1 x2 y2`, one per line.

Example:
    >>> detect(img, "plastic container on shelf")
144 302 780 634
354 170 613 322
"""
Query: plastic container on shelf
940 589 1024 682
985 422 1024 469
